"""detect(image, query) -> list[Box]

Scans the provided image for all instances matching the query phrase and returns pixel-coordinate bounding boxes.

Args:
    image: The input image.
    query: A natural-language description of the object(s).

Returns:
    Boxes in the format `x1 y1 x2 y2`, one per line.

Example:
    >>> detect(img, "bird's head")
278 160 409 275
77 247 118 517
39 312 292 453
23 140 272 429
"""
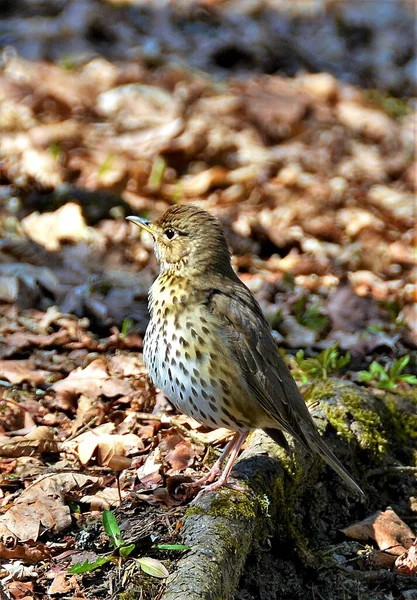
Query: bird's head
127 205 234 278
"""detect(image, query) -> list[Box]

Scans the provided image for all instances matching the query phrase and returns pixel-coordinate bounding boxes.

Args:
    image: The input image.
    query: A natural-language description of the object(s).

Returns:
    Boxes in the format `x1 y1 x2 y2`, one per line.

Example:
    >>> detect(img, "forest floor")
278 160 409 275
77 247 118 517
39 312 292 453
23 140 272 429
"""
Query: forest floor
0 1 416 599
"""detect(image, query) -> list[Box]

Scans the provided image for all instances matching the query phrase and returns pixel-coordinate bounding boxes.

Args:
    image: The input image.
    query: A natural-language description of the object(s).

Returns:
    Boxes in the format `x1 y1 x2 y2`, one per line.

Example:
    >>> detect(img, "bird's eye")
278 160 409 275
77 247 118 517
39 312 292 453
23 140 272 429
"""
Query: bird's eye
164 228 176 240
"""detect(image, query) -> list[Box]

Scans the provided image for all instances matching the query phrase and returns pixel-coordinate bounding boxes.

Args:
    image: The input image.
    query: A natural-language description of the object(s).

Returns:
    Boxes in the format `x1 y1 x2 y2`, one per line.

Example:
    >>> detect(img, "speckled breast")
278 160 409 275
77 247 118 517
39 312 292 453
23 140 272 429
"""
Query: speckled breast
143 276 252 432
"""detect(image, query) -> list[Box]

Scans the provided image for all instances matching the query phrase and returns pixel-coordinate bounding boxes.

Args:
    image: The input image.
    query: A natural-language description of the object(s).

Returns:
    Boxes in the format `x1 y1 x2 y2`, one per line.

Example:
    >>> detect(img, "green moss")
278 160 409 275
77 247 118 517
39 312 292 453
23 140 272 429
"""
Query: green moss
117 592 138 600
379 390 417 463
339 390 388 456
206 490 257 521
213 522 235 553
185 505 205 518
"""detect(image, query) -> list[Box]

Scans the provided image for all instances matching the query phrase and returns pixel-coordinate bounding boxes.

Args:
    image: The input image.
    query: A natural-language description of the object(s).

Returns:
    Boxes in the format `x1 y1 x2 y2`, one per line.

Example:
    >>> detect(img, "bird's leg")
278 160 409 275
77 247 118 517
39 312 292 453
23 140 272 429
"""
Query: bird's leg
184 433 237 488
192 432 248 501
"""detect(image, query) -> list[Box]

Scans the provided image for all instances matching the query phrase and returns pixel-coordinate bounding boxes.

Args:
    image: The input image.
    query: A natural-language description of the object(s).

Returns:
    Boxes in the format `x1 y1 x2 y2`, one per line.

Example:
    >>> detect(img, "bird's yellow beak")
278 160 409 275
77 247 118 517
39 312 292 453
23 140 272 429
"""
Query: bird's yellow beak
126 215 154 236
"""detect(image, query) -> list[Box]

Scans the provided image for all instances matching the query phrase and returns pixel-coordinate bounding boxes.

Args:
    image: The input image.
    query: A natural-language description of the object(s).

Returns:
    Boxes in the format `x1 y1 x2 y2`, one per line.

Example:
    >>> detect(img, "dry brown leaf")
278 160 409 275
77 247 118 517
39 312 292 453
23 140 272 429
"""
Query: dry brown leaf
46 570 78 596
0 432 58 459
77 432 141 467
395 541 417 575
6 579 34 599
0 360 51 387
137 449 163 488
71 394 106 435
109 354 146 377
0 473 99 542
81 487 128 510
22 203 90 251
0 541 51 564
52 358 133 401
0 329 74 359
165 440 195 472
342 508 416 556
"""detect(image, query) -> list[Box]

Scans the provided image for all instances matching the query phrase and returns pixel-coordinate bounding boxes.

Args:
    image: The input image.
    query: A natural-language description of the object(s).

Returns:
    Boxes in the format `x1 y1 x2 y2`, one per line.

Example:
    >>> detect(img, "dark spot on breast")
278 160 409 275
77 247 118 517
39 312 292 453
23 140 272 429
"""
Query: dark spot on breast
180 383 186 392
160 286 165 292
172 333 177 341
201 326 210 335
171 358 177 366
191 387 198 397
208 415 217 425
164 307 169 317
199 410 207 420
196 350 203 360
208 402 218 413
201 389 209 400
186 321 192 330
198 336 204 345
179 391 184 401
222 408 235 422
176 350 181 358
184 352 191 361
191 376 197 385
168 368 172 379
219 379 229 392
193 368 199 377
200 378 207 387
209 378 217 387
180 295 187 303
223 396 232 407
200 317 208 324
191 329 198 339
175 377 180 386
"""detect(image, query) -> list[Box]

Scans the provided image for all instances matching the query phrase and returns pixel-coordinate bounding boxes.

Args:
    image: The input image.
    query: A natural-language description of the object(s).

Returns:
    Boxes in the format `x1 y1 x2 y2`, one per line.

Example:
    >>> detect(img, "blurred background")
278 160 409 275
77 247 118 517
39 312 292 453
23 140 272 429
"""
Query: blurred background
0 0 414 351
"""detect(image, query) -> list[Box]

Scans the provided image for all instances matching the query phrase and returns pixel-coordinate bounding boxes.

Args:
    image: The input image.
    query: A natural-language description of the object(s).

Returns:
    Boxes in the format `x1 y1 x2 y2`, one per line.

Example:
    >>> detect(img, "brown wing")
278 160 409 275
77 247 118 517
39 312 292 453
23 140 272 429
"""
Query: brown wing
205 280 314 449
204 278 363 496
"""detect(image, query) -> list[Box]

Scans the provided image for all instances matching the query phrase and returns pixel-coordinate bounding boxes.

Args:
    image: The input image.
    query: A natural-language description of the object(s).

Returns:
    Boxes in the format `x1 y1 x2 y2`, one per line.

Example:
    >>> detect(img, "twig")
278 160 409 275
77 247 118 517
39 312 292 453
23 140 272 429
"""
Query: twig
366 466 417 477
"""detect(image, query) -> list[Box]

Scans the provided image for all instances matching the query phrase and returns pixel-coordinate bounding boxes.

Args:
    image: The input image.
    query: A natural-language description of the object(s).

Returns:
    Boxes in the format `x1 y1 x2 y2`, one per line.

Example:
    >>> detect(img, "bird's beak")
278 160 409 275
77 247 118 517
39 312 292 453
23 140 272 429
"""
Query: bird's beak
126 215 154 236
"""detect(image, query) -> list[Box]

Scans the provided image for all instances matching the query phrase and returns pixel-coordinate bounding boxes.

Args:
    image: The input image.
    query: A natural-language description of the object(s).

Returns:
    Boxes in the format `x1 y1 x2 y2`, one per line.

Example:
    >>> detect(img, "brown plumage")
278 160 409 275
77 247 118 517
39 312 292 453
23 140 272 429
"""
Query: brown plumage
127 205 363 497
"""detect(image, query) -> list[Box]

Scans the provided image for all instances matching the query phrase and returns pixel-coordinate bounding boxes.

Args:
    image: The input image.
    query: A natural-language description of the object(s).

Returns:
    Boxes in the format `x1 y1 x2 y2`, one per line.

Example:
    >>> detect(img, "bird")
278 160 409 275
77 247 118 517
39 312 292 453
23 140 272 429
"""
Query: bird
126 205 363 498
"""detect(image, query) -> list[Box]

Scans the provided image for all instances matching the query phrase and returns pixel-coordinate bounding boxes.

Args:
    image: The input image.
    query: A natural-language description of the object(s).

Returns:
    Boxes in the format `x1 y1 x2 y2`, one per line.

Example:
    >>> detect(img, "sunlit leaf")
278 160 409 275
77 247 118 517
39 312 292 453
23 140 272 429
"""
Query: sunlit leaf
152 543 190 551
69 555 111 574
137 556 169 578
103 510 123 548
119 544 135 558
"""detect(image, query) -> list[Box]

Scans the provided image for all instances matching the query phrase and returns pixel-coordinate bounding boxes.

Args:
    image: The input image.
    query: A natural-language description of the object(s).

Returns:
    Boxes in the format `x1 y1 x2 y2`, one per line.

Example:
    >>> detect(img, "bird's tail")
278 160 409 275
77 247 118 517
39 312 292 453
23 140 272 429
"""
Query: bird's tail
309 433 364 496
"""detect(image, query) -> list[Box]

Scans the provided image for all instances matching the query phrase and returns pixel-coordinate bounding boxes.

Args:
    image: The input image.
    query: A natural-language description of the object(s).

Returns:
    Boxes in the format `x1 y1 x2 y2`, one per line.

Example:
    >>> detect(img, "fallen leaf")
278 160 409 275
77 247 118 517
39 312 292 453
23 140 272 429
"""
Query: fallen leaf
52 359 133 401
395 541 417 575
0 473 99 542
0 360 51 386
0 542 51 564
22 203 90 251
165 440 195 472
343 508 415 556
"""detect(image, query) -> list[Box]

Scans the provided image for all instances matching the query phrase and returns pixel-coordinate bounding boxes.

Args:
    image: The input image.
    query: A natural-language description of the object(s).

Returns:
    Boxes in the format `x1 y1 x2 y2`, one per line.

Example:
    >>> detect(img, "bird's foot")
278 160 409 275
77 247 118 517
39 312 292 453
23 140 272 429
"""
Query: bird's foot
183 464 222 490
191 475 246 503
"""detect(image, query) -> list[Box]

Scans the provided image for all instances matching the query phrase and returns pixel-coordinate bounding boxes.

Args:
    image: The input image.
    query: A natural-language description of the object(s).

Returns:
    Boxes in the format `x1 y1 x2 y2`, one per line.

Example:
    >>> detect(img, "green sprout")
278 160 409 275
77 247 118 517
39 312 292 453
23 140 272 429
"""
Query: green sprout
293 343 351 384
358 355 417 390
148 156 167 190
293 297 329 334
69 510 188 577
120 317 134 339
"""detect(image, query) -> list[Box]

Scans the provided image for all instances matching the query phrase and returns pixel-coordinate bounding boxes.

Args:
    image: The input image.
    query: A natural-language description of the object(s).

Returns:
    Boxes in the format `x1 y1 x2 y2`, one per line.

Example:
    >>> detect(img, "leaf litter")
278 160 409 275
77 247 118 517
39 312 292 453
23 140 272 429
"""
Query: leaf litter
0 1 416 598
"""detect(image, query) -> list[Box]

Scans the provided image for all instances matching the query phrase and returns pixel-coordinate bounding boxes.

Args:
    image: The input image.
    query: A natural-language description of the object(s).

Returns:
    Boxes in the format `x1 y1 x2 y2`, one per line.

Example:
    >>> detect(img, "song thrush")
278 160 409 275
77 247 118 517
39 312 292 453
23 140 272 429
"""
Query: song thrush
127 206 363 497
